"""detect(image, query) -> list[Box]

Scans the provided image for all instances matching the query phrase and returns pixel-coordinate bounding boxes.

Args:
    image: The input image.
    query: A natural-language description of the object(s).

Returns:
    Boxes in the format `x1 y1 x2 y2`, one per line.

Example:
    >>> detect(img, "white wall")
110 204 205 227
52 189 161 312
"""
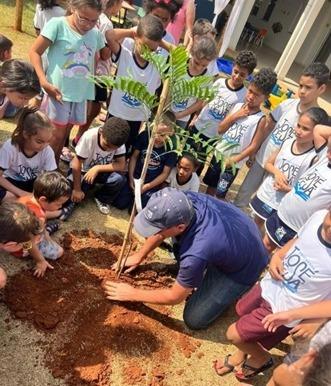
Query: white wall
295 0 331 66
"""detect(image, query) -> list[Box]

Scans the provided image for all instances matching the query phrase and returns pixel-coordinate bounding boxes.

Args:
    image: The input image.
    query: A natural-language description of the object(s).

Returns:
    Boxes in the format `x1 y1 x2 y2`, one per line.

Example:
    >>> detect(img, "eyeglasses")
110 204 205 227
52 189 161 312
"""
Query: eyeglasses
75 11 98 26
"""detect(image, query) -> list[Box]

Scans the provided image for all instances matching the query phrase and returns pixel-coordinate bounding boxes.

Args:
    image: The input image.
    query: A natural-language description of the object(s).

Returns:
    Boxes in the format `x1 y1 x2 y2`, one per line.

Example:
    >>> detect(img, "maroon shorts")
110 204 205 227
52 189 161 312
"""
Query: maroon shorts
235 283 291 350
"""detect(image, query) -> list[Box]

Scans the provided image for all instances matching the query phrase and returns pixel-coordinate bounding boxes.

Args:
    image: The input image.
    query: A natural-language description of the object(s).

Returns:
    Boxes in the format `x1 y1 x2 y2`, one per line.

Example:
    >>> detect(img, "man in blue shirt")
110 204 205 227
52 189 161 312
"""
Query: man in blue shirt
104 188 268 330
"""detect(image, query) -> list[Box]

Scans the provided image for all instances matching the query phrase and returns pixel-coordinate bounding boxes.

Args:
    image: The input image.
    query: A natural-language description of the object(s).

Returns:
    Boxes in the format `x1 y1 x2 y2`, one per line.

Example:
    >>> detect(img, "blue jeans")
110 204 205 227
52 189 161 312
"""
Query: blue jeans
183 265 251 330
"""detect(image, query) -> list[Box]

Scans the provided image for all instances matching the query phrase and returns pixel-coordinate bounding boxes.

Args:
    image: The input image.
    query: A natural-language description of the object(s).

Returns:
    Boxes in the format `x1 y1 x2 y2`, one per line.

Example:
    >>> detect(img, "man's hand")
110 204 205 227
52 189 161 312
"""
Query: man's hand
112 252 144 273
83 166 100 184
104 281 136 302
42 81 62 103
269 253 284 281
71 188 85 203
34 260 54 278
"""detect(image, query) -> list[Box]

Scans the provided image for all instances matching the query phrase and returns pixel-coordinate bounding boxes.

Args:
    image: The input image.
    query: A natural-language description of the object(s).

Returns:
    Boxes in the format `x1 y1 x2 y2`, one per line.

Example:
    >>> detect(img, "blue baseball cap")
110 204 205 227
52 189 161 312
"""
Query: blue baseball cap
134 188 195 238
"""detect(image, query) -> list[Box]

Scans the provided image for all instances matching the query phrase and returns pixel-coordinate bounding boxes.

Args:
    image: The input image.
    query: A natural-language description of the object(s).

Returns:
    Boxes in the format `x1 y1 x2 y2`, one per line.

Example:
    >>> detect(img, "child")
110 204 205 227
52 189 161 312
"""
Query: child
29 0 106 162
113 111 177 209
234 62 330 209
0 107 56 202
73 0 123 146
0 59 40 119
105 14 163 152
142 0 183 56
166 152 200 192
34 0 67 35
214 207 331 380
171 35 217 128
167 0 195 45
203 68 277 199
0 202 42 288
0 34 13 63
70 116 130 215
250 107 328 229
191 50 257 150
264 130 331 252
18 171 71 277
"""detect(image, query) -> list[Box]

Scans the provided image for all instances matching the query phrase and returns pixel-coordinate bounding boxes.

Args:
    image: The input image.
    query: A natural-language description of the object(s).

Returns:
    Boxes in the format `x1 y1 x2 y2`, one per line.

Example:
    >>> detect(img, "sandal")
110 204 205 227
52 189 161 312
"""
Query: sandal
213 354 235 376
45 220 60 235
235 357 274 380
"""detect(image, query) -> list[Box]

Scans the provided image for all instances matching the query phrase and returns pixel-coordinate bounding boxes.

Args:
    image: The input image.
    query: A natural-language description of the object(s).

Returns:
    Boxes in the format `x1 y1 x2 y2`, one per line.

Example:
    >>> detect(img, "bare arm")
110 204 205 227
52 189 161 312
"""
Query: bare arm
218 104 250 134
175 100 204 120
183 0 196 47
128 149 139 189
314 124 331 150
105 28 134 55
30 241 53 278
71 156 85 203
0 174 30 198
269 237 297 281
264 149 291 192
92 155 126 174
142 165 172 193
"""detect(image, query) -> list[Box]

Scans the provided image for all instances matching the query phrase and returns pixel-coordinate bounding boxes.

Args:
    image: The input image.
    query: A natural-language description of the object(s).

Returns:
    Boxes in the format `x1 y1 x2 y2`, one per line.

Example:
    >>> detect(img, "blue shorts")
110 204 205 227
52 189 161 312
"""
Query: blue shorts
41 95 87 126
249 195 276 221
265 212 297 247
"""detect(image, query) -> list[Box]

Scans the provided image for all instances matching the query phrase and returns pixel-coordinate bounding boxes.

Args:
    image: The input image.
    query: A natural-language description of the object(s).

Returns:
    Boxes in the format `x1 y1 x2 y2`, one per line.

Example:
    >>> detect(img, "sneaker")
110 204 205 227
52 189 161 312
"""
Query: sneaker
45 220 60 235
59 202 76 221
60 147 74 163
94 198 111 215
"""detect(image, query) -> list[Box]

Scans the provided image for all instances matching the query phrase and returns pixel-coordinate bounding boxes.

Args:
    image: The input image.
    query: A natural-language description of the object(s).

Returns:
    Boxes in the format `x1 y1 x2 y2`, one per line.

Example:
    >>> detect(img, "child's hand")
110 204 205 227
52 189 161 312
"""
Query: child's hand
129 178 135 191
83 166 99 184
289 320 325 340
42 81 62 103
269 253 284 281
263 310 293 332
71 189 85 203
274 171 290 191
34 260 54 278
235 104 250 120
141 183 151 194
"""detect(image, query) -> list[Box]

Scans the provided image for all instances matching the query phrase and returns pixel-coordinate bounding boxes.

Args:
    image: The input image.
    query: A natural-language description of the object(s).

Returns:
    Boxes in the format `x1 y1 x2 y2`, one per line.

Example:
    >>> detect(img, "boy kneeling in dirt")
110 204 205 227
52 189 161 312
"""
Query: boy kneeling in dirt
0 202 42 288
18 171 71 278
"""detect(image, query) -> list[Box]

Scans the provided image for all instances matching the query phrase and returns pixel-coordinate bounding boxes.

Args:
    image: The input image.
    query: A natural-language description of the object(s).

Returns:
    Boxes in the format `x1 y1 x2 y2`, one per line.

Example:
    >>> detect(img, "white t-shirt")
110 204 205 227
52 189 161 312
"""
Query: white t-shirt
216 103 264 168
108 39 161 122
0 95 10 120
171 64 214 123
257 139 315 210
261 209 331 328
207 59 219 77
0 139 56 181
156 31 175 57
75 126 126 173
277 152 331 232
95 13 113 76
33 3 66 30
256 98 300 167
166 167 200 192
195 78 247 138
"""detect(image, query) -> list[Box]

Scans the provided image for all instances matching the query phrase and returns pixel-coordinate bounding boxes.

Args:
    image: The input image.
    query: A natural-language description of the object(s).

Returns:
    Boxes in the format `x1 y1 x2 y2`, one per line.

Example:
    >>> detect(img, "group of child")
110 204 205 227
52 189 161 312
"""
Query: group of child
0 0 331 383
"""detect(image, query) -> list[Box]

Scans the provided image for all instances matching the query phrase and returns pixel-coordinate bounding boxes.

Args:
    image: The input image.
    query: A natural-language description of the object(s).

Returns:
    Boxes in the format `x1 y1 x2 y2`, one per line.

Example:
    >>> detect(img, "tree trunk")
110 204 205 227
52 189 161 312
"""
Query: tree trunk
15 0 24 31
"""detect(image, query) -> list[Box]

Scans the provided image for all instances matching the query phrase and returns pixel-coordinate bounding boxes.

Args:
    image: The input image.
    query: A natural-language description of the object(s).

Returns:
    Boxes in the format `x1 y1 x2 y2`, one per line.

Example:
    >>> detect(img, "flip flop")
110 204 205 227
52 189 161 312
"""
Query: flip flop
213 354 235 376
235 358 274 380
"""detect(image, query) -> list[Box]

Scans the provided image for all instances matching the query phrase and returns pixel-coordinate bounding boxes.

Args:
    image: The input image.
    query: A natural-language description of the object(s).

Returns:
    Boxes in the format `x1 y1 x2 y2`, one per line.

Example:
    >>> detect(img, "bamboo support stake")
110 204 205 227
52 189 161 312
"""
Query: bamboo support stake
116 78 171 277
15 0 24 32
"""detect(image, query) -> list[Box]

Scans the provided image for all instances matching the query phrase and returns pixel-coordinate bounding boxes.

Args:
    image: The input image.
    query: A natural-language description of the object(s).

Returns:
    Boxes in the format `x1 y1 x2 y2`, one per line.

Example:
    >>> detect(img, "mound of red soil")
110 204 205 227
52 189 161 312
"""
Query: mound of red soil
4 230 200 385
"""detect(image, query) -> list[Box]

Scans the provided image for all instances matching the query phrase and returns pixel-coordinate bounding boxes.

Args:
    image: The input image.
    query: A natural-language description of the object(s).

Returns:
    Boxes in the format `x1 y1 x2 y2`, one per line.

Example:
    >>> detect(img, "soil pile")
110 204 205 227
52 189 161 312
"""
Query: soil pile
4 230 200 385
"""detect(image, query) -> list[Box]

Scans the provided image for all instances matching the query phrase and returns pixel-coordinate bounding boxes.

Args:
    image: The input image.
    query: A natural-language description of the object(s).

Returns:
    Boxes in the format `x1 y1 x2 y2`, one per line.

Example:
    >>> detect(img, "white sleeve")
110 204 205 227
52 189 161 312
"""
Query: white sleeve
0 141 13 170
43 146 57 171
114 144 126 157
34 5 42 29
75 133 92 159
270 99 293 123
166 168 176 184
190 174 200 192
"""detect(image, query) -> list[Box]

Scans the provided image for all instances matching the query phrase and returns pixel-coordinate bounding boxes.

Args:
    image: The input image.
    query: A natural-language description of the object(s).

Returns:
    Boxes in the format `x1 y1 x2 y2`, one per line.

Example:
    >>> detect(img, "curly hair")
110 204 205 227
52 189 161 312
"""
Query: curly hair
251 67 277 96
235 50 257 75
302 63 330 87
192 18 216 37
191 36 217 61
143 0 183 21
101 117 130 147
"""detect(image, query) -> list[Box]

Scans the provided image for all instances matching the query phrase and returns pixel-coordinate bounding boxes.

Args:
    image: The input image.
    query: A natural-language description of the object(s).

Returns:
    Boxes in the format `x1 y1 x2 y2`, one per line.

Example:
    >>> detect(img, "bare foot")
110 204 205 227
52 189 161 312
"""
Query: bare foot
213 350 247 376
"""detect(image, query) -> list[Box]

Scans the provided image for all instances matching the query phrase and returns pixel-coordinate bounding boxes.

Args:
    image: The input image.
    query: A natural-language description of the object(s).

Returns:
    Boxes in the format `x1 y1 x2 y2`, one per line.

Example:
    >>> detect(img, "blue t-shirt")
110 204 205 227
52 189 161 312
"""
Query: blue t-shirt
174 192 268 288
133 131 177 183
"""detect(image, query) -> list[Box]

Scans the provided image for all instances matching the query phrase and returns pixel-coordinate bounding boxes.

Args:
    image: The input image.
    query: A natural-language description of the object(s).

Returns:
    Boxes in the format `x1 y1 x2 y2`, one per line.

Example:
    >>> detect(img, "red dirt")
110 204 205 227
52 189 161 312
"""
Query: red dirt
4 230 200 385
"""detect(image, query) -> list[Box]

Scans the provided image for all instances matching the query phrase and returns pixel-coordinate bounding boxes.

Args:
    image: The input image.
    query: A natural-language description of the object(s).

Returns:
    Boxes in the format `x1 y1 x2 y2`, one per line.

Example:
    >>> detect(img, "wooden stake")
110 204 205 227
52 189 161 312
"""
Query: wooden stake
116 78 170 276
15 0 24 32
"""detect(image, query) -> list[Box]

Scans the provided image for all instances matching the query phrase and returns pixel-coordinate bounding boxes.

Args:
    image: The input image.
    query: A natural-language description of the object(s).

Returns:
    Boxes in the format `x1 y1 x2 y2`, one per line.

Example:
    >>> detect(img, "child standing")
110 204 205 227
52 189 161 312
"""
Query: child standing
190 50 257 162
0 34 13 63
29 0 106 162
73 0 123 146
113 112 177 209
203 68 277 199
34 0 67 35
234 62 330 209
0 107 56 202
166 153 200 192
171 35 217 128
0 59 41 119
250 107 328 229
105 14 164 152
70 117 130 215
0 202 42 288
18 171 71 277
214 208 331 380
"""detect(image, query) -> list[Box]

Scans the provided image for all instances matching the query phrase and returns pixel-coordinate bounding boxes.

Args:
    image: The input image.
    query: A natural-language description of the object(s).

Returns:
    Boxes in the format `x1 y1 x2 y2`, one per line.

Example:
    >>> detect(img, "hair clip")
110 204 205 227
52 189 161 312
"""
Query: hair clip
155 0 172 4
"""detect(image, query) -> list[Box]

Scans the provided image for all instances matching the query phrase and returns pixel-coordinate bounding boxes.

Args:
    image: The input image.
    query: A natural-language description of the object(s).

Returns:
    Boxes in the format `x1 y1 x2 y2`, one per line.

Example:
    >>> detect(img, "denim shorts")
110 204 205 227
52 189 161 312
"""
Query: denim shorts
265 212 297 247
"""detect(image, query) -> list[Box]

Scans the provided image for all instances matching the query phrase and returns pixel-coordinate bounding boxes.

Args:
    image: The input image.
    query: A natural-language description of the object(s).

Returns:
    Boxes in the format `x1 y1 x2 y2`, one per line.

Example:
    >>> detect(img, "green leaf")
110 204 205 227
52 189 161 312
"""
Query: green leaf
140 45 170 81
